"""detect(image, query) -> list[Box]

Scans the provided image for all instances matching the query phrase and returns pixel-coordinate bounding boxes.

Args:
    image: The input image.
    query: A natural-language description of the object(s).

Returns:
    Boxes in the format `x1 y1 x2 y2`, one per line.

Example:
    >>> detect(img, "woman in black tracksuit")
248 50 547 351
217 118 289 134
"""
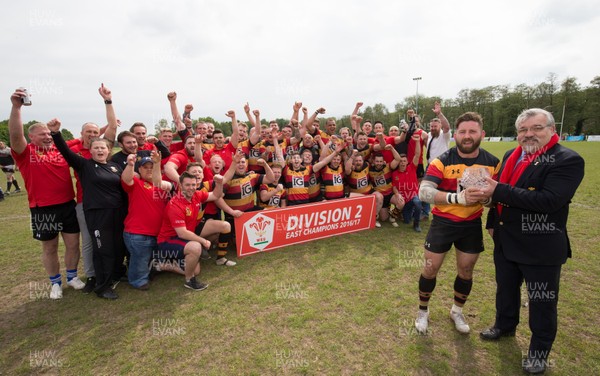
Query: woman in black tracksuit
51 127 126 300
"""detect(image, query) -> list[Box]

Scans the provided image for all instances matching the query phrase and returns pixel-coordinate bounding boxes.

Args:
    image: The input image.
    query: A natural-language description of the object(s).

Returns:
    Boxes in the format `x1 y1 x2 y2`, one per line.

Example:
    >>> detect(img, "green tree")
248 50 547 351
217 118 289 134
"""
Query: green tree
61 129 74 141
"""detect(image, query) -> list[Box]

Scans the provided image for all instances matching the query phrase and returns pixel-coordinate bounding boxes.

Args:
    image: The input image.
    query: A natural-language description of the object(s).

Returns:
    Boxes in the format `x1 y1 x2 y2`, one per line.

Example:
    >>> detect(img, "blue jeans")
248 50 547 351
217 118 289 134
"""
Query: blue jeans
123 232 156 288
402 196 423 224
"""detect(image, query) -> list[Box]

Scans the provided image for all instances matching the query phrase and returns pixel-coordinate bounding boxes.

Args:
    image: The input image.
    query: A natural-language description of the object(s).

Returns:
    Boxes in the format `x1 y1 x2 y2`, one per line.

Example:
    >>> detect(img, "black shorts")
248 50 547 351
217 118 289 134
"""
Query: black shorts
382 193 392 208
1 165 15 173
424 216 484 254
194 219 207 235
30 200 79 241
203 212 221 221
417 164 425 179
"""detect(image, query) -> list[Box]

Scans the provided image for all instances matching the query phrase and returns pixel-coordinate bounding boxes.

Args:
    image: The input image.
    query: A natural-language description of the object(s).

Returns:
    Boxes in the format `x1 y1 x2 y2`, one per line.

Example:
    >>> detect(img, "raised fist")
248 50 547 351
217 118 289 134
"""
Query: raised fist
47 118 62 132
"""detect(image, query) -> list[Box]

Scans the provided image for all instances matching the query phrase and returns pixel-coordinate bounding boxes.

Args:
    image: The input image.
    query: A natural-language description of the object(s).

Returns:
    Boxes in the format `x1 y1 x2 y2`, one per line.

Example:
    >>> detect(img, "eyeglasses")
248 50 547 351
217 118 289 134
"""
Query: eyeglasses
516 125 548 134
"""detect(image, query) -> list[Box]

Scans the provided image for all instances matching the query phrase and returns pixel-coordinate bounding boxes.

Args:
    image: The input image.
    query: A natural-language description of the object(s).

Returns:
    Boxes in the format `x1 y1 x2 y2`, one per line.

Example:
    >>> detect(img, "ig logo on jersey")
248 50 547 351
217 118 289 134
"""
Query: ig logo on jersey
292 176 304 188
375 176 386 187
241 182 253 197
357 177 368 189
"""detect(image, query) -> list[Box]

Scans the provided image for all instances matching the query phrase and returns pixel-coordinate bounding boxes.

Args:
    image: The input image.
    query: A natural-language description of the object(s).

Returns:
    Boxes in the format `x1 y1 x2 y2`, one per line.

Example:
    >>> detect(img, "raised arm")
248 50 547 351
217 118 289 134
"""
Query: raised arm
351 102 363 117
314 143 344 172
226 110 239 147
412 134 421 167
193 135 206 168
432 101 450 133
182 103 193 124
249 109 262 145
289 119 302 145
8 89 28 154
373 132 386 151
243 102 256 128
259 158 275 185
99 83 118 146
302 107 326 134
291 101 302 123
222 149 241 185
151 150 173 191
351 115 362 141
168 91 185 131
207 174 224 202
164 159 181 183
345 149 358 175
48 119 85 170
121 154 136 186
271 127 284 165
386 144 402 170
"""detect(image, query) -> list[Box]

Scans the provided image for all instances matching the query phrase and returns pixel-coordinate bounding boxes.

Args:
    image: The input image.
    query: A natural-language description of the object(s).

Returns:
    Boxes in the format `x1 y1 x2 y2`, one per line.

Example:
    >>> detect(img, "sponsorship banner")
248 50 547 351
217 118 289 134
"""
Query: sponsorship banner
566 135 585 141
587 135 600 142
235 195 376 257
488 137 502 142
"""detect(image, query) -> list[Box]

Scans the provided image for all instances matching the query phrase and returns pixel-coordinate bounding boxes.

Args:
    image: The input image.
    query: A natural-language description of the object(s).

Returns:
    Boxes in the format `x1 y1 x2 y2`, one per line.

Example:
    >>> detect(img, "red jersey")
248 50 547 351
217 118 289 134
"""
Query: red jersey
12 144 75 208
67 139 91 203
392 164 419 201
167 150 196 180
407 129 425 166
203 143 235 172
139 143 156 151
157 190 209 243
169 142 184 153
122 177 169 236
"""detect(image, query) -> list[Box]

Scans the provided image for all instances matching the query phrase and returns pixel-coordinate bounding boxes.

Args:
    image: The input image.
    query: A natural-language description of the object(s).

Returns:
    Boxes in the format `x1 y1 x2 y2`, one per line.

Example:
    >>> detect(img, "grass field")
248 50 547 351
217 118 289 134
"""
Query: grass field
0 141 598 376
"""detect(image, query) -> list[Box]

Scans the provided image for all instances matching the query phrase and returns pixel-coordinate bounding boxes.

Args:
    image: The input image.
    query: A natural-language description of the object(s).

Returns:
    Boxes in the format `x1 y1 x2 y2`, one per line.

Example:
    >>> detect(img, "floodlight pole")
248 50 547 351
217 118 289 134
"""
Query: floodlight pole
413 77 422 114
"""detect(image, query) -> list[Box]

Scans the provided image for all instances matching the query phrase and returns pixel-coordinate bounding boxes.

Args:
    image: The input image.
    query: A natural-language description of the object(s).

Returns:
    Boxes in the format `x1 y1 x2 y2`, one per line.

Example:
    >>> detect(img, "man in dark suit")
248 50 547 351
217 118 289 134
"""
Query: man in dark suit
475 108 585 374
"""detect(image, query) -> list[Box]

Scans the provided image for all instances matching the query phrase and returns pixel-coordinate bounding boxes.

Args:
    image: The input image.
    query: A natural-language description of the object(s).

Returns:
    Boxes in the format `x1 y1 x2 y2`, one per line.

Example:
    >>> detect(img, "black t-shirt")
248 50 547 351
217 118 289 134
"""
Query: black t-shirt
52 133 125 210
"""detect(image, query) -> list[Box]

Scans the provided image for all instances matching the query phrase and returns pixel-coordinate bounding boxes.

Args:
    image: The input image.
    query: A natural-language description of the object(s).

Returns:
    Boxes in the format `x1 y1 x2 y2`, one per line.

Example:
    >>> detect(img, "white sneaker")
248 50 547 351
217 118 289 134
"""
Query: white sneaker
67 277 85 290
415 309 429 334
389 218 399 228
375 221 382 228
216 257 237 266
450 309 470 334
50 283 63 299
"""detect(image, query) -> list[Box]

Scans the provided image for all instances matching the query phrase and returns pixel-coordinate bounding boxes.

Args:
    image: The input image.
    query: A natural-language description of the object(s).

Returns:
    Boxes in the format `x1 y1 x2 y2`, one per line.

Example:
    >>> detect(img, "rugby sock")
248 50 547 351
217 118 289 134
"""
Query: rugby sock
49 273 62 286
418 275 436 311
66 269 77 282
6 182 12 192
216 229 232 258
13 180 20 190
453 275 473 308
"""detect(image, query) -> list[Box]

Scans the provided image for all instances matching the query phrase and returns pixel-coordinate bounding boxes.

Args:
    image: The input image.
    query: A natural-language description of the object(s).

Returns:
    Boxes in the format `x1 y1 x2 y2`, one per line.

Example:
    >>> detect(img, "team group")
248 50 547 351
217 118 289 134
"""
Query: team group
6 84 583 374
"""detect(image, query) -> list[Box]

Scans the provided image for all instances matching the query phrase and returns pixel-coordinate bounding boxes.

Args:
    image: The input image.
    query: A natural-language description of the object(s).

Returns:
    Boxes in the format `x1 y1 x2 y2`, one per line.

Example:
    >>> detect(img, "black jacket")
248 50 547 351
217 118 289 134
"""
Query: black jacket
486 143 584 265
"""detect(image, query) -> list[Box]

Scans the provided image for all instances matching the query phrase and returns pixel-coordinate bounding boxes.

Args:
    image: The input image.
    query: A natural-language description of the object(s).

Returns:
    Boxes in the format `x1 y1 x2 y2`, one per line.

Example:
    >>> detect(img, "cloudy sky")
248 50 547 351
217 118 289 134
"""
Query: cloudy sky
1 0 598 135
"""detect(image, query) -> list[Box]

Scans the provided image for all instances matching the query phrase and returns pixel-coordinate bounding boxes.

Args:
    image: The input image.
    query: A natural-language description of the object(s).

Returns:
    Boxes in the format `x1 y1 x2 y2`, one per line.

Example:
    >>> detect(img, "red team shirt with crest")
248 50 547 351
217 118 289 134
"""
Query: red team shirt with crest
157 190 209 243
12 144 75 208
122 177 169 236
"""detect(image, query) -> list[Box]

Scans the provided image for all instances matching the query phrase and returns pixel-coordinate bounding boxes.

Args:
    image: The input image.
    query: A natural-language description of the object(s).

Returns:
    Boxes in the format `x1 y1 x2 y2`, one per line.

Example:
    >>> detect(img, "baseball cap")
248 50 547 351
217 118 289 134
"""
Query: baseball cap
135 156 153 169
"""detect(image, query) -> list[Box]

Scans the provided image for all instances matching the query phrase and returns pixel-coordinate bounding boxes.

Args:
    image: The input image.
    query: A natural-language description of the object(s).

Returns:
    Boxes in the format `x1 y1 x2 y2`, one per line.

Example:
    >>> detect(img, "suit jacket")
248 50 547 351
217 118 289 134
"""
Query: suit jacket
486 143 584 265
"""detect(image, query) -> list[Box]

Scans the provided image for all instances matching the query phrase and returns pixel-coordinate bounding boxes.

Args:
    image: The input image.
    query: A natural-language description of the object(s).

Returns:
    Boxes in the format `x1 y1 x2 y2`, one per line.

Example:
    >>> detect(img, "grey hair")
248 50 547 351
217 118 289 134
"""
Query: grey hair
515 108 554 129
81 122 99 132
